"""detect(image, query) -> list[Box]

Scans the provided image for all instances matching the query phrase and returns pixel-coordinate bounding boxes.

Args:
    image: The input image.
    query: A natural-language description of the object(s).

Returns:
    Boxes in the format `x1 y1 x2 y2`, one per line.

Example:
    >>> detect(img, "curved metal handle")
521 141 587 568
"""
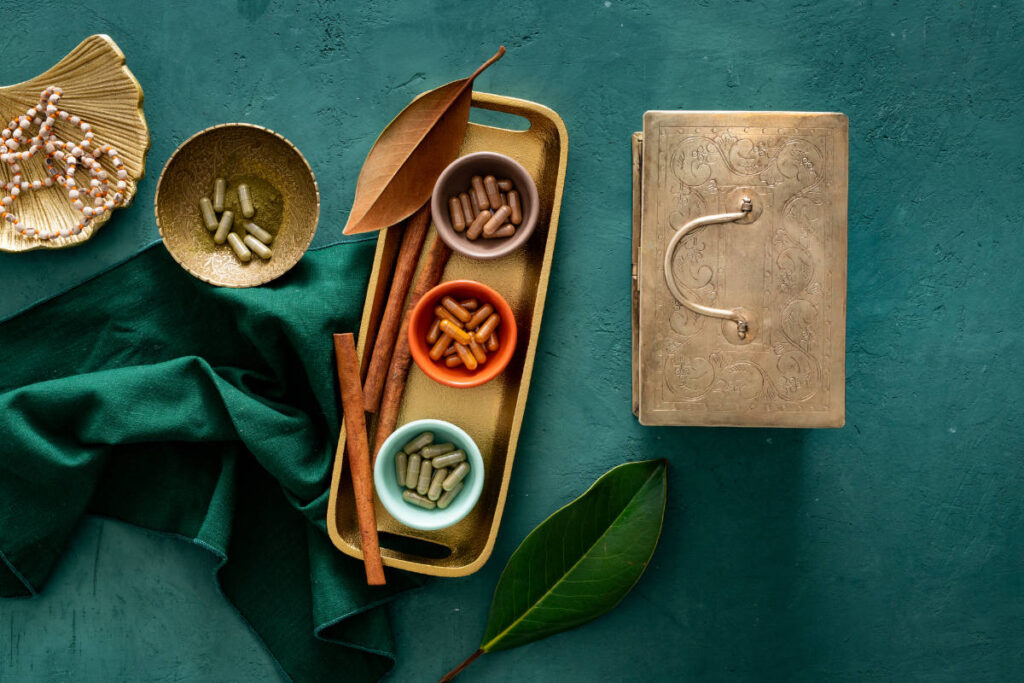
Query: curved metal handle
664 197 755 339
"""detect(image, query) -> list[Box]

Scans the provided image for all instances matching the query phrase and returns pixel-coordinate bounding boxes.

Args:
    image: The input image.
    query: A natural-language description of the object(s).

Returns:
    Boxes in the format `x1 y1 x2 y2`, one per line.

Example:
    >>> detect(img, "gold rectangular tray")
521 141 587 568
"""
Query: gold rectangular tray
326 91 568 577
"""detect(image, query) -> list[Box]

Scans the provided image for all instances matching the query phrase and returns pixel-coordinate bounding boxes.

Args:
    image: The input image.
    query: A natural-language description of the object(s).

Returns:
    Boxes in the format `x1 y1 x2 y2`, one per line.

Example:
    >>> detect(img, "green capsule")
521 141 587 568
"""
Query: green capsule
416 459 433 495
395 452 408 487
442 461 470 491
430 450 466 469
199 197 218 230
437 482 463 509
214 210 233 244
405 453 421 489
213 178 226 213
402 490 436 510
243 221 274 244
421 442 455 458
427 467 448 501
237 184 255 218
402 431 434 455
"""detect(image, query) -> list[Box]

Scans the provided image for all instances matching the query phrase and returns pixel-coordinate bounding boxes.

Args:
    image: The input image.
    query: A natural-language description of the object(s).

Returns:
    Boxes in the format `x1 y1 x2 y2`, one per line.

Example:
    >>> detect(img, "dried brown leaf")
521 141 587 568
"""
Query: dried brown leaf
342 47 506 235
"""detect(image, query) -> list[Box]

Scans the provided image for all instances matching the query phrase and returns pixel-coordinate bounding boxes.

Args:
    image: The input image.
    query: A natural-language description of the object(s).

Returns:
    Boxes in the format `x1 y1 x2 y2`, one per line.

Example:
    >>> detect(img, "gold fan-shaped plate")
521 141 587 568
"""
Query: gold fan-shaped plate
155 123 320 288
0 34 149 252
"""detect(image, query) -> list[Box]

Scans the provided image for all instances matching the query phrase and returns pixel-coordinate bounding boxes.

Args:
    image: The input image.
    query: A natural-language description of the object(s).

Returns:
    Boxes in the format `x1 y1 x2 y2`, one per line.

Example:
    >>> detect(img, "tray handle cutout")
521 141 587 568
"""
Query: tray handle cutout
378 531 453 560
664 193 762 341
468 96 534 132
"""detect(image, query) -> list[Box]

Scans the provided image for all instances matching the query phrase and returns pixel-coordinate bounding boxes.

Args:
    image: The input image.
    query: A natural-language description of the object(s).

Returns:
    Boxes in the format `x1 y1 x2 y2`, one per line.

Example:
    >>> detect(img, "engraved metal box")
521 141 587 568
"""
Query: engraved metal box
632 111 848 427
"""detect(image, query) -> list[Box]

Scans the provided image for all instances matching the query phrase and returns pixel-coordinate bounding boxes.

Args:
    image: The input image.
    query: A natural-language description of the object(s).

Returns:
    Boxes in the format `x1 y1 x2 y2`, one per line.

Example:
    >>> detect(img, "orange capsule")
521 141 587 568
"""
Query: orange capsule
467 303 494 330
445 354 463 367
507 190 522 225
468 338 488 364
496 178 514 191
459 192 477 221
429 333 452 361
449 196 466 232
444 344 458 357
482 205 511 237
460 298 479 311
486 333 499 352
454 342 478 371
439 319 472 345
434 306 464 328
466 209 491 240
441 296 472 322
484 224 516 239
427 318 442 344
473 313 500 343
484 175 502 209
471 176 488 210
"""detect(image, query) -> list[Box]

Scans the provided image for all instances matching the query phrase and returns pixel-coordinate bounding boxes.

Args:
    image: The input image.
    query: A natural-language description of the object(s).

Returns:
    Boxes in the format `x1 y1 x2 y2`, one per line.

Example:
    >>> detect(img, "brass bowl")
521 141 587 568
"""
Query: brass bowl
0 35 149 252
155 123 319 288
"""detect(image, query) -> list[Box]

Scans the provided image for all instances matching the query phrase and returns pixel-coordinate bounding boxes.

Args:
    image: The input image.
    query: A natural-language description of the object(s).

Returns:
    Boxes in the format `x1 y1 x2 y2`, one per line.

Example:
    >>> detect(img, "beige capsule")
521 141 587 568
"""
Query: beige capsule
243 221 274 244
214 210 233 244
416 459 433 495
482 205 511 237
466 209 491 240
199 197 218 230
442 461 470 491
226 232 251 262
427 467 448 501
448 196 466 232
237 184 255 218
403 490 436 509
405 453 422 489
213 178 226 212
421 442 456 458
244 235 272 260
470 175 488 210
395 451 408 487
507 190 522 225
437 481 463 509
484 175 502 209
484 224 516 239
431 450 466 469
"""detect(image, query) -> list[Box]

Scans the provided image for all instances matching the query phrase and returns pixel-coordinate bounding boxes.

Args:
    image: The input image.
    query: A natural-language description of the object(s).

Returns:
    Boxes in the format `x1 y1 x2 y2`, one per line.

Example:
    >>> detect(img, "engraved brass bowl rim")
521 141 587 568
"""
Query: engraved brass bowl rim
154 122 320 288
430 151 540 260
408 279 518 388
373 418 484 531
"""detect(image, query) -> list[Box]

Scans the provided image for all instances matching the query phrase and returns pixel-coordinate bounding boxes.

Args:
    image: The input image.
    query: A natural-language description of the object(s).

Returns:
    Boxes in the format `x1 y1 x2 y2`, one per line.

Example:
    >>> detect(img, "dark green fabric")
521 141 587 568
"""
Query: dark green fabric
0 241 420 682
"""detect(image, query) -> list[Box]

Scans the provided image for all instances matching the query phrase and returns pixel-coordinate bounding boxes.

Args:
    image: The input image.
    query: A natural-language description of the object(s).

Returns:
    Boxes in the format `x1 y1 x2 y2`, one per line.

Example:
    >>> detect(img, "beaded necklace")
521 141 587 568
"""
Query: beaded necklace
0 86 128 240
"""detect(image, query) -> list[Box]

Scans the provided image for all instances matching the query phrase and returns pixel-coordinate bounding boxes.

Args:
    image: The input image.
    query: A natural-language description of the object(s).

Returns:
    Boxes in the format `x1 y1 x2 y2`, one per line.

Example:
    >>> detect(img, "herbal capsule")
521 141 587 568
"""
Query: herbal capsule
507 190 522 225
448 196 466 232
460 298 479 311
421 442 455 458
402 431 434 454
454 342 478 371
485 224 516 239
445 355 463 368
441 296 472 322
395 451 408 487
244 235 272 260
243 221 274 244
496 178 514 192
427 467 448 501
429 333 452 361
483 175 502 209
474 313 501 343
416 459 433 495
426 318 442 344
458 192 476 221
434 306 464 328
199 197 218 230
500 192 508 208
405 453 422 489
467 304 494 330
403 490 436 509
466 209 490 240
237 184 255 218
486 333 500 352
226 232 251 262
444 344 458 357
470 175 488 210
469 338 488 364
437 482 463 509
213 178 226 212
443 461 470 491
439 319 472 346
431 450 466 469
482 205 511 237
214 210 233 244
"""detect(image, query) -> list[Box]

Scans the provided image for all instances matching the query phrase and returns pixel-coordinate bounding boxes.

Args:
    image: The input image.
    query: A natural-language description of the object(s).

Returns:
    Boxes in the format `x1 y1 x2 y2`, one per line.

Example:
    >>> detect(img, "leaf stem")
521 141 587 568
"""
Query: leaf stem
439 649 484 682
468 46 506 83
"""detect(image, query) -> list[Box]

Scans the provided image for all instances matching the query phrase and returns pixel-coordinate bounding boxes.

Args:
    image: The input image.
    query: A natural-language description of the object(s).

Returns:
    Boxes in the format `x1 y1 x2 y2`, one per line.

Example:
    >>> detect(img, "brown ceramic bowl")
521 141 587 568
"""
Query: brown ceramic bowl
430 152 539 260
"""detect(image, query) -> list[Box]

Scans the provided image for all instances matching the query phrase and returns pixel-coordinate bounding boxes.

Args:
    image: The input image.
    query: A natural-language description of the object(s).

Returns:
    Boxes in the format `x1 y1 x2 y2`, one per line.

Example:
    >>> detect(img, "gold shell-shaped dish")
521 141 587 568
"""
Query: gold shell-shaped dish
0 34 149 252
155 123 319 288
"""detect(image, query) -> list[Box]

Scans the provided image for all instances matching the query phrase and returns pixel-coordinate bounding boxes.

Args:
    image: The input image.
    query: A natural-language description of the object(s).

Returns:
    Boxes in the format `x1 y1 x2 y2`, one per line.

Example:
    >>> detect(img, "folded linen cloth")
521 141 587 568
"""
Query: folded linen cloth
0 241 419 682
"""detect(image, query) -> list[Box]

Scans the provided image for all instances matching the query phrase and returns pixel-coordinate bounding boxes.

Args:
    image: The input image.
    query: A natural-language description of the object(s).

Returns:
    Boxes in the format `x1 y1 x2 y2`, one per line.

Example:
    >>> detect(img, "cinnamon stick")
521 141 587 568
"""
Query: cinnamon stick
333 332 386 586
363 203 431 412
372 237 453 463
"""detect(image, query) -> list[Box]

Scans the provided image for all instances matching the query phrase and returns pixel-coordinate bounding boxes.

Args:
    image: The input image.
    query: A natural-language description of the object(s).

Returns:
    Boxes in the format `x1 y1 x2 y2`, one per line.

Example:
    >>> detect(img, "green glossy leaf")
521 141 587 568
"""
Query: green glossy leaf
480 459 667 653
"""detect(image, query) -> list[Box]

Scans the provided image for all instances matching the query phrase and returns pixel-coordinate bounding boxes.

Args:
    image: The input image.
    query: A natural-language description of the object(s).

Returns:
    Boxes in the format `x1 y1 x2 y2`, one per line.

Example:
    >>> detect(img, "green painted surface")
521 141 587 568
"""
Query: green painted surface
1 1 1022 681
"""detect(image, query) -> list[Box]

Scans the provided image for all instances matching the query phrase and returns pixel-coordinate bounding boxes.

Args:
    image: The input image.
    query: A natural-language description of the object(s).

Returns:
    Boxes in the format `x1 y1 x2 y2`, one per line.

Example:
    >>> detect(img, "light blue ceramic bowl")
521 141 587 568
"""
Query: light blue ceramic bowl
373 419 484 531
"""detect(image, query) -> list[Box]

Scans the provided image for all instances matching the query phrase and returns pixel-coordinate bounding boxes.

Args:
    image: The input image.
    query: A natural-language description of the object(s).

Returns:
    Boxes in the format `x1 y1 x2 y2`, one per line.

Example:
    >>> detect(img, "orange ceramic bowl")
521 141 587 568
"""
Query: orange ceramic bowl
409 280 517 388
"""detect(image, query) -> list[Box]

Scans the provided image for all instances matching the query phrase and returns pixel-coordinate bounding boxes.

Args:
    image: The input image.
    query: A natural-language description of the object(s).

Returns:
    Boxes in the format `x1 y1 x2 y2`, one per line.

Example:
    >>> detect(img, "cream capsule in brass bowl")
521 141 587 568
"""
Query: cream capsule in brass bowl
155 123 319 288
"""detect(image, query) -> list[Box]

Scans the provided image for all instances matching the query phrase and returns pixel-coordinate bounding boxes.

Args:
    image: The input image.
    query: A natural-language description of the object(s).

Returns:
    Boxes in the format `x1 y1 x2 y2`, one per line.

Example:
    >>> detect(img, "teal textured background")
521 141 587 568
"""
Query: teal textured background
1 1 1022 681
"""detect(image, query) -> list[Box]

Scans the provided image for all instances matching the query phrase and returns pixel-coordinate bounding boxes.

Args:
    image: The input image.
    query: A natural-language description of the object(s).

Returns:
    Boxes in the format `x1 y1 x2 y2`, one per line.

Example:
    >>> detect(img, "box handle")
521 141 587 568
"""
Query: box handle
664 195 759 340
